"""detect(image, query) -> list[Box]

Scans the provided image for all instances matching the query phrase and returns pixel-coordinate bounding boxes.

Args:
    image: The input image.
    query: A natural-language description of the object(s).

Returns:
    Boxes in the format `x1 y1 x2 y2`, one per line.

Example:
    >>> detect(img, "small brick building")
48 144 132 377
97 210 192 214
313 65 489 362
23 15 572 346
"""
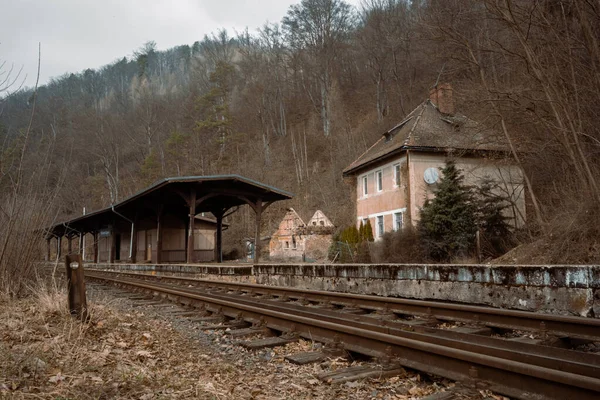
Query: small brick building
269 209 334 262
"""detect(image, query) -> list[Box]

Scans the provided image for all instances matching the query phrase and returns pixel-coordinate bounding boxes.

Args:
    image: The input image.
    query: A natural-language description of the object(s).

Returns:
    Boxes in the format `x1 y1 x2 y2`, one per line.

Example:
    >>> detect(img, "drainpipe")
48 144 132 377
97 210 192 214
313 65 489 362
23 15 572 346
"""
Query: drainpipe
111 206 134 260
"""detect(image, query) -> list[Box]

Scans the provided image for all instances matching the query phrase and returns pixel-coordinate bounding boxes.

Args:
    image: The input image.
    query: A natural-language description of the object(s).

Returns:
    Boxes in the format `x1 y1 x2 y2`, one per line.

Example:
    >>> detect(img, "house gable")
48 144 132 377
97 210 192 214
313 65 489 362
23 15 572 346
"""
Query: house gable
307 210 334 228
343 85 509 177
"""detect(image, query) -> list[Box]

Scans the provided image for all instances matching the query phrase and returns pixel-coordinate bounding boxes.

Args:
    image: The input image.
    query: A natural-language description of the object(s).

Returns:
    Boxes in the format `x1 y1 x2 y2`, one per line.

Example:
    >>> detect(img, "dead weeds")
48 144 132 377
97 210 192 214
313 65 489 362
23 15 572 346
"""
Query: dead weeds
0 285 502 399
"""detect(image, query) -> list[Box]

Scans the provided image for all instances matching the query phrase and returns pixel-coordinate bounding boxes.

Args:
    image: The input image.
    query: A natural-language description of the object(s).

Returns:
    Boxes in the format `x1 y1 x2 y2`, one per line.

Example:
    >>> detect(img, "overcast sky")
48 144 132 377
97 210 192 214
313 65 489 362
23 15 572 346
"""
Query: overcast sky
2 0 361 89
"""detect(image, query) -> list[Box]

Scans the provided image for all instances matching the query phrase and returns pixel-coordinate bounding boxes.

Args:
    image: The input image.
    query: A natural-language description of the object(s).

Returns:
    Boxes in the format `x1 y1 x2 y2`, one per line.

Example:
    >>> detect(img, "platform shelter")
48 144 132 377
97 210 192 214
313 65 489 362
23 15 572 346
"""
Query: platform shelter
45 175 293 264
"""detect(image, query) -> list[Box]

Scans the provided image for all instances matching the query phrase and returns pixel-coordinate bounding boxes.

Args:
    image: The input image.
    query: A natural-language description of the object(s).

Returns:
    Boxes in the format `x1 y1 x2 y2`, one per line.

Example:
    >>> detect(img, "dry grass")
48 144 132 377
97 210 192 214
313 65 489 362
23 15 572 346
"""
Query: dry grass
0 280 500 400
1 285 223 399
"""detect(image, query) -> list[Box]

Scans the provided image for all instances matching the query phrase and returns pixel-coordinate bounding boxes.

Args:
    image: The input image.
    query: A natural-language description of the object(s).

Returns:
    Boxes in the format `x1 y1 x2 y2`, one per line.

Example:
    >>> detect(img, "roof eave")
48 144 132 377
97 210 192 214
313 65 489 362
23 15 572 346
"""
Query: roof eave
342 146 408 177
342 145 511 176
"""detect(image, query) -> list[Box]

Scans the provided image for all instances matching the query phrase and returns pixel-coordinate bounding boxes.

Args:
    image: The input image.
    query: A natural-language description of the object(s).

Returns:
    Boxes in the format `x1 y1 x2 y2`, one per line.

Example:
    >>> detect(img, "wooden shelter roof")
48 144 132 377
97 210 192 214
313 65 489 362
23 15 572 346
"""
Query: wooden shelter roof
47 175 292 237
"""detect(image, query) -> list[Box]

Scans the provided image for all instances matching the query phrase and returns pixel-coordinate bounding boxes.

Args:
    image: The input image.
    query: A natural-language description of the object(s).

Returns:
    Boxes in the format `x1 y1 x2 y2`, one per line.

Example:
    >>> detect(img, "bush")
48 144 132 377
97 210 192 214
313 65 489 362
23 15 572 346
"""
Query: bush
371 227 428 263
475 179 516 259
222 246 242 261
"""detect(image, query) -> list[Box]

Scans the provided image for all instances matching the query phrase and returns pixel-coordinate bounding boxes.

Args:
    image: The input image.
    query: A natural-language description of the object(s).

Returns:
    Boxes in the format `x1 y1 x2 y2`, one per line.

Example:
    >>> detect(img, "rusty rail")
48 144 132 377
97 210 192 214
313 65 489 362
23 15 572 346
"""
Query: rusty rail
87 268 600 341
86 271 600 400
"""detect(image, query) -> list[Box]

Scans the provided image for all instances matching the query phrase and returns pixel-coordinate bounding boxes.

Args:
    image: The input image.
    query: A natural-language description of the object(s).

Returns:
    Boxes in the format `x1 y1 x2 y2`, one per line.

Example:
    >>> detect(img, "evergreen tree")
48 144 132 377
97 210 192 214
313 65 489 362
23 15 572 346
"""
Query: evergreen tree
358 221 365 241
348 225 360 246
364 219 374 242
418 160 477 261
476 179 514 258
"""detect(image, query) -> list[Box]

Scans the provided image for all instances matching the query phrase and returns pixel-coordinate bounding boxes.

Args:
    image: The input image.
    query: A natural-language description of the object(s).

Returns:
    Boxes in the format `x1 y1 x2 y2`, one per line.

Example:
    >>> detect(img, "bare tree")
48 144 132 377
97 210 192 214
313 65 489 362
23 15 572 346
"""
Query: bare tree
283 0 356 136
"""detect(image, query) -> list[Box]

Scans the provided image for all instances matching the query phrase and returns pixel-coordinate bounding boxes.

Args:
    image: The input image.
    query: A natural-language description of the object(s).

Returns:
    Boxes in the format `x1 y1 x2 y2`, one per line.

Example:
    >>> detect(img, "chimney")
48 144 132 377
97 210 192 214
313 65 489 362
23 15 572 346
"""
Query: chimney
429 83 454 115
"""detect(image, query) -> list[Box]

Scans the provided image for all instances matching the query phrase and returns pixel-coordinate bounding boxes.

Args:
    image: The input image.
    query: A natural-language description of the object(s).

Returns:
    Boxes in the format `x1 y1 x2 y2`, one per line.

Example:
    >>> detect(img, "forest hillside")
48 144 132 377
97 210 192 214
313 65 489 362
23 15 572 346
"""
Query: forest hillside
2 0 600 264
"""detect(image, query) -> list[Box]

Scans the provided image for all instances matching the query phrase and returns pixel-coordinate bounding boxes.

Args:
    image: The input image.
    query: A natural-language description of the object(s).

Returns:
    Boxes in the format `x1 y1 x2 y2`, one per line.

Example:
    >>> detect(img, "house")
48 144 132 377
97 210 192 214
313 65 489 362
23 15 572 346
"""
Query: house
269 209 335 261
342 84 526 239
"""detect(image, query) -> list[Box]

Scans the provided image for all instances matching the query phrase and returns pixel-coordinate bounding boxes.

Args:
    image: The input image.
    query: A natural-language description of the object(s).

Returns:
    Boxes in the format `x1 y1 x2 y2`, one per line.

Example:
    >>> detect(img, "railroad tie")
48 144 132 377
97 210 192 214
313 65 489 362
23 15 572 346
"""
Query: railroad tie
284 351 327 365
240 336 297 350
317 365 406 384
225 327 273 338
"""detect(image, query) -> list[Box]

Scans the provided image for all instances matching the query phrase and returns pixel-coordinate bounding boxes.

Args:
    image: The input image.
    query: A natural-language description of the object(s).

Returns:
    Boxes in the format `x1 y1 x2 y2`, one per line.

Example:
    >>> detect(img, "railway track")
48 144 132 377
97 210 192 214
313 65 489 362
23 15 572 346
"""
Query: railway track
86 269 600 400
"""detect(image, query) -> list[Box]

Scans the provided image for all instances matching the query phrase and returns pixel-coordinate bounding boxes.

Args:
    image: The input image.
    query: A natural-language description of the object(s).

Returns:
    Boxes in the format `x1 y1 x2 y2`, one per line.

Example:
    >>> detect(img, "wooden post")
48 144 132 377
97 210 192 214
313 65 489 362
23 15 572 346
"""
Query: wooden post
109 225 116 264
187 189 196 264
254 200 263 263
67 236 73 255
156 206 163 264
216 212 223 263
93 232 99 263
57 236 62 260
65 254 88 322
46 238 51 261
78 233 83 255
131 215 138 264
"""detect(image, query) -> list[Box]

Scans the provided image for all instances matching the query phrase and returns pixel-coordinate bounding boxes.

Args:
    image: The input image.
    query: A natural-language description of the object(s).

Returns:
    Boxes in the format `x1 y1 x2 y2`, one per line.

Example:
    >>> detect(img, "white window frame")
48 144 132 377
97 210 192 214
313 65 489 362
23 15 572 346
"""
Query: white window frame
376 170 383 192
362 175 368 196
393 163 401 187
376 215 384 237
394 212 403 231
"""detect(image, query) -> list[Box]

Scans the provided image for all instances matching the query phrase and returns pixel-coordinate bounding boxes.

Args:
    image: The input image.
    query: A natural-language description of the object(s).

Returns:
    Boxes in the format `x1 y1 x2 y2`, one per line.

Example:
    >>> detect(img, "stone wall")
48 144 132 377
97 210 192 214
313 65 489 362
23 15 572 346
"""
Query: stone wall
57 261 600 317
254 264 599 317
84 263 256 283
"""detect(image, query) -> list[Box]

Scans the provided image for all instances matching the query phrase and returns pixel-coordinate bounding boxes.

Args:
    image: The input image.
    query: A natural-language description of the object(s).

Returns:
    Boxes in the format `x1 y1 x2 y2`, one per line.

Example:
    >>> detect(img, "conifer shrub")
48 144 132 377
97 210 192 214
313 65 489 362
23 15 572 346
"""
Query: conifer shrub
418 160 478 261
417 160 516 262
363 219 374 242
475 179 515 259
328 224 362 262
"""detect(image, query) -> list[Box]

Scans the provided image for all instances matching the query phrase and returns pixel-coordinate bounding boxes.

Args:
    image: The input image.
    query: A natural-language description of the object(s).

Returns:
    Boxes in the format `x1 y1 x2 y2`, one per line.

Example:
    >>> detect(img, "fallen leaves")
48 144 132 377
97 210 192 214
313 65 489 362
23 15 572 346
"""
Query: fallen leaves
0 284 491 400
48 372 64 384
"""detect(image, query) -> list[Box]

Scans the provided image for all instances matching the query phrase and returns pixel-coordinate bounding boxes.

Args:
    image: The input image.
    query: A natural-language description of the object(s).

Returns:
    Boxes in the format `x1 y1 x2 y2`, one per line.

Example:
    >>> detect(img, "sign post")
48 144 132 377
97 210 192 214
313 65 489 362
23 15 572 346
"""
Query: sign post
65 254 88 322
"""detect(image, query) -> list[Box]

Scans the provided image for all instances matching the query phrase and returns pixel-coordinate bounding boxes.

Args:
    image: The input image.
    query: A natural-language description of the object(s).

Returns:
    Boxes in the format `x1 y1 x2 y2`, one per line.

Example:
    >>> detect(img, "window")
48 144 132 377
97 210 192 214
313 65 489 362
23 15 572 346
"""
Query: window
376 170 383 192
363 176 368 196
394 212 403 231
394 163 401 186
292 236 297 249
377 215 384 237
285 241 289 249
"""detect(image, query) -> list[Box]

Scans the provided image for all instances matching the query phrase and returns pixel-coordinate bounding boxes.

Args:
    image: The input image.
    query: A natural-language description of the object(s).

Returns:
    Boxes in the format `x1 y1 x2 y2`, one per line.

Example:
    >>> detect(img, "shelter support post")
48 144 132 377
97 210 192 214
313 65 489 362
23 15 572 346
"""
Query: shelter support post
57 236 62 260
93 232 99 263
215 212 224 263
131 216 138 264
79 233 83 255
156 205 164 264
254 205 262 263
46 238 51 261
109 225 116 264
187 189 196 264
67 236 73 255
